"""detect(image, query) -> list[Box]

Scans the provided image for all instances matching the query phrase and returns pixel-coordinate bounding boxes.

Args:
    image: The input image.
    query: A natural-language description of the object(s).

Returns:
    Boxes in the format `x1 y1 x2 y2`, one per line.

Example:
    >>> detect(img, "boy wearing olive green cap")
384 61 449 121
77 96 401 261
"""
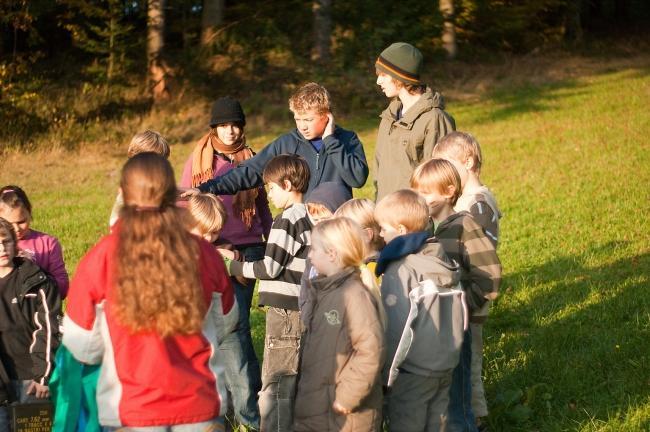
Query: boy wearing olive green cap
374 42 456 201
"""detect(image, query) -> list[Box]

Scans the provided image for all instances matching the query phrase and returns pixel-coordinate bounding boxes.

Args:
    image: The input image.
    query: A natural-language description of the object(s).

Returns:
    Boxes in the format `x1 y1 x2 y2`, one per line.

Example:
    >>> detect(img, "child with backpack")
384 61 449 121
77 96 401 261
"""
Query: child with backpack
374 189 463 432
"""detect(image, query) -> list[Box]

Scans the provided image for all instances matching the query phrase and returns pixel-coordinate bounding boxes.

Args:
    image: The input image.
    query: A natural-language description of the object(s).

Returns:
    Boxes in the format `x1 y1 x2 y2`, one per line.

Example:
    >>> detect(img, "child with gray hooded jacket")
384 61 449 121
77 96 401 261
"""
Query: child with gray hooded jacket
374 190 465 432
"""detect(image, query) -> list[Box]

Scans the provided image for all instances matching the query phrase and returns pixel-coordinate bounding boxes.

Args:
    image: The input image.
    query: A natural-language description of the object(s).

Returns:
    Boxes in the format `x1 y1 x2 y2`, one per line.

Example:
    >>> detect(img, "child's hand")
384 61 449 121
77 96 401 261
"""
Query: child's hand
218 248 236 260
26 381 49 398
323 113 335 139
332 400 351 415
179 187 200 199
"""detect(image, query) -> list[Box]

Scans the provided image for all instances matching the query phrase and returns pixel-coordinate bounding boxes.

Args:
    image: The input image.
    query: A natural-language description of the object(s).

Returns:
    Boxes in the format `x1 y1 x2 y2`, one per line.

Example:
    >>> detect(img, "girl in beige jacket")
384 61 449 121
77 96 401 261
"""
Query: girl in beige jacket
294 218 386 432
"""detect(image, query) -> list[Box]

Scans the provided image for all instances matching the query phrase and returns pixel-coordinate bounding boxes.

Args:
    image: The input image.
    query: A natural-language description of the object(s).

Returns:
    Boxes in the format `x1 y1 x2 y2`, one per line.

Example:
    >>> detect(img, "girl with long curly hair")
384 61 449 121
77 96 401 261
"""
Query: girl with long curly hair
62 153 237 431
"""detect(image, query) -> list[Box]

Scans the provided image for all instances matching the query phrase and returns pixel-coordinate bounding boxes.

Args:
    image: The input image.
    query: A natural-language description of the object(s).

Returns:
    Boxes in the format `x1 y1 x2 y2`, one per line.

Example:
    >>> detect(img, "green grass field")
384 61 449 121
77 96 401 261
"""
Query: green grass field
1 52 649 431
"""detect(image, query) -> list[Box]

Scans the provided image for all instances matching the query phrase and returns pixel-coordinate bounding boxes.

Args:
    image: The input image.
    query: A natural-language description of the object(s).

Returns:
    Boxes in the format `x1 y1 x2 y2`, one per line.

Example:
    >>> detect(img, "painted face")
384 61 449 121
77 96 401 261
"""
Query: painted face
308 236 338 276
0 207 31 240
379 222 402 244
376 72 400 98
215 122 243 146
418 189 451 221
293 110 329 141
0 236 16 269
266 181 291 209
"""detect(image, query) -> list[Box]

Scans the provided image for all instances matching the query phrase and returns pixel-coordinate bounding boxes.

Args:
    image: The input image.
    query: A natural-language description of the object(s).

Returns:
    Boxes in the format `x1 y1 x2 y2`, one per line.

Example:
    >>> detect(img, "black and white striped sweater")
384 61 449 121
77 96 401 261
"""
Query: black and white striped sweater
230 203 312 310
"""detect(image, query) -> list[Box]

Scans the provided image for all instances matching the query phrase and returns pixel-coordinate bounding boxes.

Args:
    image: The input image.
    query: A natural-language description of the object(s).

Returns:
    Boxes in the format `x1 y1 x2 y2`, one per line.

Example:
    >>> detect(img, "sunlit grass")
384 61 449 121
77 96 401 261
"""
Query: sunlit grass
1 54 649 431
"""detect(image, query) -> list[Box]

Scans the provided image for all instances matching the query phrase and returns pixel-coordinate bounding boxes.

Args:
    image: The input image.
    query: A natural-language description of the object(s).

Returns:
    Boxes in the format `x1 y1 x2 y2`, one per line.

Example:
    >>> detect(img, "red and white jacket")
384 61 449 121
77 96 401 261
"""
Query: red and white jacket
62 230 237 427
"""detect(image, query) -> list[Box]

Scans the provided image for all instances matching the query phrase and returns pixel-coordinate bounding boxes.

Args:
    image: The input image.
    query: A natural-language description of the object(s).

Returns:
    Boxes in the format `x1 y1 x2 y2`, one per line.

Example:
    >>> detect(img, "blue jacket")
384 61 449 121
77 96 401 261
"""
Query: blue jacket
197 126 369 197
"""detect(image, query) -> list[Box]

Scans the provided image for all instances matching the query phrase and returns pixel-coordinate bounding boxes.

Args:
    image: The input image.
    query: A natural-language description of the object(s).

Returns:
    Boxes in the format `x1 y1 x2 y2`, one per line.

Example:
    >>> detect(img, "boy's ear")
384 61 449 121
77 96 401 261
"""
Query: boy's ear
465 158 475 171
445 184 457 199
327 247 338 263
364 227 374 242
282 179 293 191
397 224 408 235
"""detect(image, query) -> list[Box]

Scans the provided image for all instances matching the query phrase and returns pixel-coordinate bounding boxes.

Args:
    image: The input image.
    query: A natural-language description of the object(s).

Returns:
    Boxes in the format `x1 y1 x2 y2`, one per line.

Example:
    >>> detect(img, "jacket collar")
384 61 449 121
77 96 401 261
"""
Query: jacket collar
380 88 446 128
434 211 467 234
375 231 431 276
310 266 357 294
13 257 48 295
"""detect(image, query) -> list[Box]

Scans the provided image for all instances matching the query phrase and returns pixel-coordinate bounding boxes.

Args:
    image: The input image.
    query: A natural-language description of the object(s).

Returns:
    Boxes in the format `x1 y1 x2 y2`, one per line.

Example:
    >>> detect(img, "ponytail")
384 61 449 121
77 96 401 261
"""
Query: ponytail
359 263 387 329
313 217 387 329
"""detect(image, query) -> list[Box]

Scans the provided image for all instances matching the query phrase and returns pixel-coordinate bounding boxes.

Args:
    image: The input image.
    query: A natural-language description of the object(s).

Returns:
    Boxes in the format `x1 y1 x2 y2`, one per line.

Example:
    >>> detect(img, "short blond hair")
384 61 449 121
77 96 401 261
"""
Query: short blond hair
127 130 171 159
288 82 331 115
410 158 462 206
335 199 384 252
187 193 227 235
306 202 333 221
433 131 482 173
374 189 429 233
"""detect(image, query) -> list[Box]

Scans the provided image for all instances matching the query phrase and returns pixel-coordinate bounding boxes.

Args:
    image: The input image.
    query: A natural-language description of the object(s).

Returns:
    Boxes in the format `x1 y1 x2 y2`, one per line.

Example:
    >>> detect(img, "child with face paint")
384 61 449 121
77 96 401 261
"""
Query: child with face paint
410 159 501 432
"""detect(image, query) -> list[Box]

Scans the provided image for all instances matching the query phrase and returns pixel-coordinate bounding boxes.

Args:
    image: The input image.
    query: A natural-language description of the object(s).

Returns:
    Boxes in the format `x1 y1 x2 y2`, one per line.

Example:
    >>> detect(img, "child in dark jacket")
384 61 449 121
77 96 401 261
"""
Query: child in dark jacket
411 159 501 432
294 217 385 432
0 217 61 432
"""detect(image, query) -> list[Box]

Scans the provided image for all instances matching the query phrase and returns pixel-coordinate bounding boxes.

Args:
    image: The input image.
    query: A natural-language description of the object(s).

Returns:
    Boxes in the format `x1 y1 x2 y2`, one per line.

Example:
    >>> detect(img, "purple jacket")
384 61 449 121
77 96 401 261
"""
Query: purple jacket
181 152 273 246
18 229 69 298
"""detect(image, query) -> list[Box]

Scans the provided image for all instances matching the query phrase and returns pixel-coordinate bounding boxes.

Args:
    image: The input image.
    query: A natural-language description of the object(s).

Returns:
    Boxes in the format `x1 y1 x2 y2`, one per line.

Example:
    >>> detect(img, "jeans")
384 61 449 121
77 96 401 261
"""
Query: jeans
102 417 224 431
0 380 46 432
218 245 264 430
447 328 477 432
258 308 301 432
469 322 488 418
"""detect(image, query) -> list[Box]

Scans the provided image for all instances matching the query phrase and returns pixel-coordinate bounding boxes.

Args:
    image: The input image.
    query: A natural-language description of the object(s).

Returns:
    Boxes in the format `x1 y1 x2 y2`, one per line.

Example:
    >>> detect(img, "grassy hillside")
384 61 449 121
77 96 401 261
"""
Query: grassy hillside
1 51 648 431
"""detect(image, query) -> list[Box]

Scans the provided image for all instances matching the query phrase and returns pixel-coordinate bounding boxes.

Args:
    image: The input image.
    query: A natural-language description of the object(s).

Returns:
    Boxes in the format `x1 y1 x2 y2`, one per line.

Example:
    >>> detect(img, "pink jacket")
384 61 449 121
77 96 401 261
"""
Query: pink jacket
181 152 273 246
18 229 69 298
62 230 237 427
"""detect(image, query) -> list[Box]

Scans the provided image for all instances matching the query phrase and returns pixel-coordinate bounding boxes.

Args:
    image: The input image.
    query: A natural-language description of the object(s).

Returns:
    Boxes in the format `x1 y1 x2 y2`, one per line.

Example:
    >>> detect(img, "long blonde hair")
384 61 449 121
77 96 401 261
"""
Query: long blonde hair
115 153 205 338
312 217 386 328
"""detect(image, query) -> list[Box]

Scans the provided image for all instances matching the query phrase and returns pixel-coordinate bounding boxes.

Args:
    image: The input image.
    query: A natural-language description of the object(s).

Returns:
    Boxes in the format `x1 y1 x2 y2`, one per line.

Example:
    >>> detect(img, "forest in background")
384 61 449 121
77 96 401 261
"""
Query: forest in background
1 0 649 150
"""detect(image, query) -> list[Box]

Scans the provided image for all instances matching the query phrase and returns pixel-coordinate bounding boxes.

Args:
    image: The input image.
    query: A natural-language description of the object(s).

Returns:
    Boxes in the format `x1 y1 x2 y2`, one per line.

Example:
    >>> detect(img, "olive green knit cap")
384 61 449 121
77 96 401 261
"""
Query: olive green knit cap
375 42 423 85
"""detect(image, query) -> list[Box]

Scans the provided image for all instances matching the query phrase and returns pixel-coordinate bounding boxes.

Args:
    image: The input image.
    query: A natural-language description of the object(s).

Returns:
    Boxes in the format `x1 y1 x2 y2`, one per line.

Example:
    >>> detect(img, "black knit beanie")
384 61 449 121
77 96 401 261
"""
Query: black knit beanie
210 96 246 127
375 42 423 85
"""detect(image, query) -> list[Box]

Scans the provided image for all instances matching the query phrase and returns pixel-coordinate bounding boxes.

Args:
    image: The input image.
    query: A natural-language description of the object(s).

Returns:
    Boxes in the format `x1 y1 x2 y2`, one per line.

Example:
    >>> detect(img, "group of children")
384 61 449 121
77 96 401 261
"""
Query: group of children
0 41 503 432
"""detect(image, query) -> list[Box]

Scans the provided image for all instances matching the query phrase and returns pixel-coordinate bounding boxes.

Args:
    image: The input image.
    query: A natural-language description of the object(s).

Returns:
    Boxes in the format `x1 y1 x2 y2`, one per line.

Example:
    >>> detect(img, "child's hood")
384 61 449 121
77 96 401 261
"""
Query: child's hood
403 239 461 289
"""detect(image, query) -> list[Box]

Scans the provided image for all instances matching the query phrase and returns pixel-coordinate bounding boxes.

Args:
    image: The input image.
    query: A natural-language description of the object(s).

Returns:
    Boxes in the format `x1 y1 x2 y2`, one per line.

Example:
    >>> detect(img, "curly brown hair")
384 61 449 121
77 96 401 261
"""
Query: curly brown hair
114 153 206 337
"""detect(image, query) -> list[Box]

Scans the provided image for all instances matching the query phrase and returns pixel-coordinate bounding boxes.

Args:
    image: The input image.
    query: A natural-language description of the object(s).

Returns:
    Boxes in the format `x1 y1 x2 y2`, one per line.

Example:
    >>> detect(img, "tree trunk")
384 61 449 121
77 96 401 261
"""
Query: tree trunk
439 0 457 59
147 0 169 101
564 0 583 44
312 0 331 63
201 0 224 47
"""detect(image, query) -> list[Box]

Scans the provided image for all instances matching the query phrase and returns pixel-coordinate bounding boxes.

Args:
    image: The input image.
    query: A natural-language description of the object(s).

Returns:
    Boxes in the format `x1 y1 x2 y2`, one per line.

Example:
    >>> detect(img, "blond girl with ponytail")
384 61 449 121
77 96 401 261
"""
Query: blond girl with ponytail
294 217 385 432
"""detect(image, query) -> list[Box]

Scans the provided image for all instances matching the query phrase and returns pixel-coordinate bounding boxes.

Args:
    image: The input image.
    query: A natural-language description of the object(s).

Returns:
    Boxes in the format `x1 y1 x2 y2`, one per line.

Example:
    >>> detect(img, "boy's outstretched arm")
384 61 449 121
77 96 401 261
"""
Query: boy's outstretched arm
198 139 280 195
323 125 369 188
31 275 62 386
229 215 306 280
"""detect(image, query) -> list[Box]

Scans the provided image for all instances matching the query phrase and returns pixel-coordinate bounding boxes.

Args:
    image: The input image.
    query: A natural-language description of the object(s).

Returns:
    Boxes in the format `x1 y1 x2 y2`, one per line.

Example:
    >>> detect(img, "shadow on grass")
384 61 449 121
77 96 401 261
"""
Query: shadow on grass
469 67 650 126
486 242 650 430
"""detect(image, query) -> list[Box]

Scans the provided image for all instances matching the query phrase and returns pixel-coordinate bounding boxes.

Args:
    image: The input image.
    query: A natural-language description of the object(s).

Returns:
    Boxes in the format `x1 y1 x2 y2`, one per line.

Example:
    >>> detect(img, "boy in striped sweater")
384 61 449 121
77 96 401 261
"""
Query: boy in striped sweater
229 154 312 432
432 131 502 429
411 158 501 432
